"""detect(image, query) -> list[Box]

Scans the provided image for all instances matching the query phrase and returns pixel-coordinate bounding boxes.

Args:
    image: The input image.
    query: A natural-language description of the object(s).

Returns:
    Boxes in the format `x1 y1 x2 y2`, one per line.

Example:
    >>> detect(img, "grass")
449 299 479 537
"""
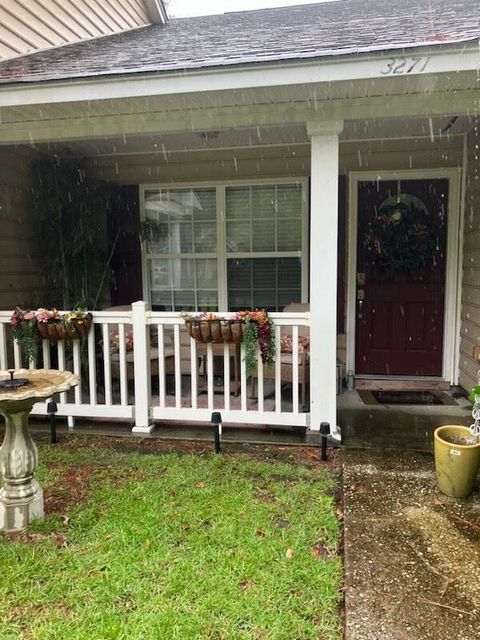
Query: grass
0 437 342 640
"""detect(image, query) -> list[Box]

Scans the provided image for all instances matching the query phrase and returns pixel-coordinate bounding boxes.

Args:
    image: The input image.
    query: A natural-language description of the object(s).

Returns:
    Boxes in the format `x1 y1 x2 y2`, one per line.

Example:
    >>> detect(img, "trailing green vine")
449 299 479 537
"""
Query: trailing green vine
236 310 275 376
10 309 38 365
243 320 260 376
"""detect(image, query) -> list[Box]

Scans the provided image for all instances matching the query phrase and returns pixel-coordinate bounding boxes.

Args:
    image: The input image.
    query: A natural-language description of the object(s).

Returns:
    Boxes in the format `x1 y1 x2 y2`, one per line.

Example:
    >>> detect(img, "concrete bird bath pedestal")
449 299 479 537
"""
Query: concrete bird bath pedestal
0 369 78 532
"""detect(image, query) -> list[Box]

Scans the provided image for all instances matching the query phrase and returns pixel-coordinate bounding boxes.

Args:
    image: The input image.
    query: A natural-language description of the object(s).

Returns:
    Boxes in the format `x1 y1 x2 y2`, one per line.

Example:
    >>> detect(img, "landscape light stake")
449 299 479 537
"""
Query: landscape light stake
47 399 58 444
211 412 222 454
320 422 330 461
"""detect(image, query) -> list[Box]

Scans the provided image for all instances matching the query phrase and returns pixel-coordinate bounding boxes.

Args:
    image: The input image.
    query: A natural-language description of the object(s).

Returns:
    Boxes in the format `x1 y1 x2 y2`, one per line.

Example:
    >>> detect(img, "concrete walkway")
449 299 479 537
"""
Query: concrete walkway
343 449 480 640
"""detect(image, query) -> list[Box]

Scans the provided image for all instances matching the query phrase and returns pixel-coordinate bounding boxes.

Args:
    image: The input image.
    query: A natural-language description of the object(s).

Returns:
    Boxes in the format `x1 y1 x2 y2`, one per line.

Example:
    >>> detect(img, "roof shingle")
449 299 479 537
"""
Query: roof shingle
0 0 478 84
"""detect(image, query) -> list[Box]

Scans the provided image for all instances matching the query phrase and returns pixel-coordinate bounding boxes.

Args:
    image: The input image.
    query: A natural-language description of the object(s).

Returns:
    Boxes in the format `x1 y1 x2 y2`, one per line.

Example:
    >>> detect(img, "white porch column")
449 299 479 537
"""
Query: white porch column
131 300 154 434
307 120 343 431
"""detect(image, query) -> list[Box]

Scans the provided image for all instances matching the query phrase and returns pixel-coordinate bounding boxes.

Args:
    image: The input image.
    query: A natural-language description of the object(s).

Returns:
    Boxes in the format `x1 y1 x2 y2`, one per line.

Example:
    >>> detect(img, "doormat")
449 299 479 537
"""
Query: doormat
358 390 457 406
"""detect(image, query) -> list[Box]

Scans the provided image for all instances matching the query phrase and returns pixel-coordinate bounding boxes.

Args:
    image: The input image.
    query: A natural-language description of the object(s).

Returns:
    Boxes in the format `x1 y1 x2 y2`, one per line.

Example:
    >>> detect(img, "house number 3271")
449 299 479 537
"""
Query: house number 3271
380 57 430 75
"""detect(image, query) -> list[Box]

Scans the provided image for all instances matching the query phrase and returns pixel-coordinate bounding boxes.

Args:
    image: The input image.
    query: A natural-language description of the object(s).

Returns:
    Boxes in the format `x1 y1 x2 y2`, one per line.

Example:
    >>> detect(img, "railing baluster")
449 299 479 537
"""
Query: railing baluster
157 324 165 408
207 342 214 410
292 325 299 415
42 340 50 369
190 337 198 410
275 324 281 413
13 341 21 369
88 328 97 405
118 324 128 406
240 342 247 412
257 349 264 413
223 343 230 411
0 324 6 370
174 324 181 409
102 323 112 406
73 340 82 404
57 340 67 404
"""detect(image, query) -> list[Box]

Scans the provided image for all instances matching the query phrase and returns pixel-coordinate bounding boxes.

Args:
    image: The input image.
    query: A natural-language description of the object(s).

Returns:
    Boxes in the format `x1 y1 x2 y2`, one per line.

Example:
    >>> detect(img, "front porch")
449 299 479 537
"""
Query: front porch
0 67 479 438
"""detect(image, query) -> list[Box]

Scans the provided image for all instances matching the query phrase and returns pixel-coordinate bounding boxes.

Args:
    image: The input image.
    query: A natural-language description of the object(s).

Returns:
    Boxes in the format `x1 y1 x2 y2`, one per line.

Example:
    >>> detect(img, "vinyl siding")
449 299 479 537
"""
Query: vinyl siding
459 127 480 391
0 0 150 60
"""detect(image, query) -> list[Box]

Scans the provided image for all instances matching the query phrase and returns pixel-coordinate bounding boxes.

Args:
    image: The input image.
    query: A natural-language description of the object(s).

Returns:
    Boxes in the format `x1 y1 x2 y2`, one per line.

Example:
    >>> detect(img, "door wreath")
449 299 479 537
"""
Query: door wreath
364 194 437 277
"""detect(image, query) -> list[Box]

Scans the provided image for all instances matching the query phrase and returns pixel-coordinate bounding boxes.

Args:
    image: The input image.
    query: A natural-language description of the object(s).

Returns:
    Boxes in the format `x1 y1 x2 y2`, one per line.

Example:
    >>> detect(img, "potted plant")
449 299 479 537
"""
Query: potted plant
433 384 480 498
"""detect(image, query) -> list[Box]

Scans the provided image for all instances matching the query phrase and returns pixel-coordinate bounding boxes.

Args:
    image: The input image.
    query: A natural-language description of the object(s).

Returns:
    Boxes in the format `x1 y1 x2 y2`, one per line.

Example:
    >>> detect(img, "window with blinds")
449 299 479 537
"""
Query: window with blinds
226 184 303 311
141 182 306 312
143 188 218 311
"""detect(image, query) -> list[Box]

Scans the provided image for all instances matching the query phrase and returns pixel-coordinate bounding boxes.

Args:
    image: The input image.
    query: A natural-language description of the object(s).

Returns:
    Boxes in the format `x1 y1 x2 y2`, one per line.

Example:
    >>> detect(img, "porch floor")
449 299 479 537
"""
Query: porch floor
338 389 472 452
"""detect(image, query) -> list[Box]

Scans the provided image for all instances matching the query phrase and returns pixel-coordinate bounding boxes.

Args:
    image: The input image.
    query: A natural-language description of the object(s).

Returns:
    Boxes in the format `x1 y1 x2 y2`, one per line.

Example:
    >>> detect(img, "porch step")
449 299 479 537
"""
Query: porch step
355 378 450 391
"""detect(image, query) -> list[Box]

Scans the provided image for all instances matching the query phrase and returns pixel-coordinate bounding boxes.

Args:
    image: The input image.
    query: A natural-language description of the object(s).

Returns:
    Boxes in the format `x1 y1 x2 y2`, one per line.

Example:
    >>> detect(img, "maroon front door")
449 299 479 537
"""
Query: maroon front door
355 178 448 376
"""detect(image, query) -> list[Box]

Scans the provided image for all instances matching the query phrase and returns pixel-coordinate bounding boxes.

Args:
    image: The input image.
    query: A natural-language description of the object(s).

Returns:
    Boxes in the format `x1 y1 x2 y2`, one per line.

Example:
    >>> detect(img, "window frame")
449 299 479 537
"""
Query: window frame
140 178 309 311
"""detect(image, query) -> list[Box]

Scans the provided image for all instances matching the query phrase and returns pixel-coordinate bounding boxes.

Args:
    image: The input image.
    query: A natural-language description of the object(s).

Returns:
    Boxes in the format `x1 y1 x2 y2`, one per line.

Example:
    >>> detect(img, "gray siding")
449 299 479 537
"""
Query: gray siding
459 127 480 391
83 138 464 184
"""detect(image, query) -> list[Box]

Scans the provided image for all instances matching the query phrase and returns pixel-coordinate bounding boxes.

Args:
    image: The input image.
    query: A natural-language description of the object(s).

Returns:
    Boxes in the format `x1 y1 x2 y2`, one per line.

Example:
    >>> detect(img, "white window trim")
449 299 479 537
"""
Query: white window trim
140 177 309 311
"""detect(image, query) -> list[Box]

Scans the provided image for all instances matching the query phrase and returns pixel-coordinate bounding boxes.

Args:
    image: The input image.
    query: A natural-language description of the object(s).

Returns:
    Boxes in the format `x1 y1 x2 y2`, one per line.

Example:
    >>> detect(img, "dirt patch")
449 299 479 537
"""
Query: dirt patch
7 530 68 547
44 465 97 515
39 433 340 470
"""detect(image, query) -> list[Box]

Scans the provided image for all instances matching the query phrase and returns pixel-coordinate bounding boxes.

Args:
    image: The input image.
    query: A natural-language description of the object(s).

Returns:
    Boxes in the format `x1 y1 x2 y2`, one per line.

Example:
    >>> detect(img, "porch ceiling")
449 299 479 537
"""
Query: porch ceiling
24 115 475 159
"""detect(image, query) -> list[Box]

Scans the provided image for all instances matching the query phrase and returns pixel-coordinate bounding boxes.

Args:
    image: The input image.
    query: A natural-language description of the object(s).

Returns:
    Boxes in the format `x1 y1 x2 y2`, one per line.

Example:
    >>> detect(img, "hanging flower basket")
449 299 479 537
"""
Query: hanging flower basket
183 311 275 375
36 314 93 341
184 313 245 344
11 307 93 351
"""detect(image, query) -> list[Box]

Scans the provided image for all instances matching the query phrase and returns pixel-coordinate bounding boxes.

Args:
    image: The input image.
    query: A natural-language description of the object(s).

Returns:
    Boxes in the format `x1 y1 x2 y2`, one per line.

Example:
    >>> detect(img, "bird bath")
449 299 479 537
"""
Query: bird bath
0 369 79 532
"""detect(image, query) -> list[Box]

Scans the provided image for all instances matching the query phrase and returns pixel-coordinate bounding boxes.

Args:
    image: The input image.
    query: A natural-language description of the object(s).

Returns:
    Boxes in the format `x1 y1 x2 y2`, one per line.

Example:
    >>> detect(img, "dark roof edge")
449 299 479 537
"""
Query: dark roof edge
0 36 477 87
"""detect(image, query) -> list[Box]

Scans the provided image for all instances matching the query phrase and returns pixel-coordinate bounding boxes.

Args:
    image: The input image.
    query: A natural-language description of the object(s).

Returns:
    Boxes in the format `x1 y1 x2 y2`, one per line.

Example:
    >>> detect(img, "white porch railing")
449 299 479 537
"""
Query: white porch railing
0 303 310 432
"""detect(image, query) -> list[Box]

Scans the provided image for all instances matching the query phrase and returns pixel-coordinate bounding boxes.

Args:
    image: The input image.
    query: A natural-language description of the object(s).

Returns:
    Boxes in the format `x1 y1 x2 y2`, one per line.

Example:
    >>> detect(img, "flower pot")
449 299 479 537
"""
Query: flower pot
434 425 480 498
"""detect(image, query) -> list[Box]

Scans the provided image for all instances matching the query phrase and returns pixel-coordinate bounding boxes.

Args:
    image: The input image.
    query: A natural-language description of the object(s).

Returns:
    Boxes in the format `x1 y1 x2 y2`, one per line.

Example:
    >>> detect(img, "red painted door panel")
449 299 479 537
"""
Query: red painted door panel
355 178 448 376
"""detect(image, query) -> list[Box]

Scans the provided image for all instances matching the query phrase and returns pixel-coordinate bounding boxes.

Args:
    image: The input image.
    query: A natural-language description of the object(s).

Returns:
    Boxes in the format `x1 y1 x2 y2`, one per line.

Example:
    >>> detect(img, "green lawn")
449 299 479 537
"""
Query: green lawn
0 437 342 640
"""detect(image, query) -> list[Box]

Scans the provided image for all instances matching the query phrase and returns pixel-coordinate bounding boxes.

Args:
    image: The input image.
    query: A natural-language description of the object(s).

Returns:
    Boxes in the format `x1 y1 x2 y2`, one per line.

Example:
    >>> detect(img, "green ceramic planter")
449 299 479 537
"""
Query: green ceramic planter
434 425 480 498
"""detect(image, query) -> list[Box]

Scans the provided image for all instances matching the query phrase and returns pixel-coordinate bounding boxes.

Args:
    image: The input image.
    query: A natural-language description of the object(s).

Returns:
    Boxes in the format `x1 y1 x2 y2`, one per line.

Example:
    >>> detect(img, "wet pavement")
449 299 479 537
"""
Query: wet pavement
343 448 480 640
339 390 471 452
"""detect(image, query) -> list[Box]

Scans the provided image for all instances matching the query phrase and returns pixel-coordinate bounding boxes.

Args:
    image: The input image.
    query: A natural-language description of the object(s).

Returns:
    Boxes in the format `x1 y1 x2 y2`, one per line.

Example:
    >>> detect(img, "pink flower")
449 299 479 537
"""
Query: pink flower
23 311 35 320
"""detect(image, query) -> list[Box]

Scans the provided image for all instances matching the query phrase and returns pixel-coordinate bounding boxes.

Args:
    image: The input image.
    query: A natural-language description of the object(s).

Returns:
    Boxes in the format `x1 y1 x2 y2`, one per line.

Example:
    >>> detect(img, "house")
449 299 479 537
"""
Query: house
0 0 479 436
